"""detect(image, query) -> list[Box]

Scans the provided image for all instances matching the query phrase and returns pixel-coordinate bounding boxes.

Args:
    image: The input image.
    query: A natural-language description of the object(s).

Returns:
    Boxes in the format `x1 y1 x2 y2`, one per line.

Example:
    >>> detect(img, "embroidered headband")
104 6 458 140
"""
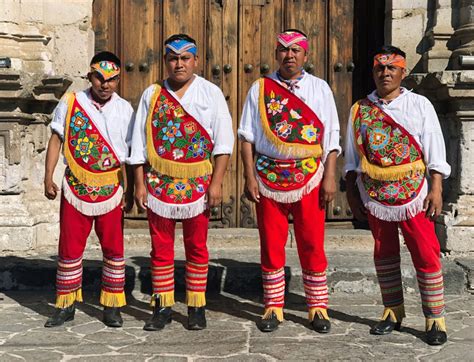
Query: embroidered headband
90 61 120 81
165 39 197 56
373 53 406 69
276 31 309 52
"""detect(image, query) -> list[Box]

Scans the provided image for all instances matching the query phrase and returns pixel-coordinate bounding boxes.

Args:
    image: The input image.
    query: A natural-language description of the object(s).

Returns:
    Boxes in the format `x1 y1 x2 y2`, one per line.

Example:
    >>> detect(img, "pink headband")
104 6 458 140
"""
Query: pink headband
277 31 308 52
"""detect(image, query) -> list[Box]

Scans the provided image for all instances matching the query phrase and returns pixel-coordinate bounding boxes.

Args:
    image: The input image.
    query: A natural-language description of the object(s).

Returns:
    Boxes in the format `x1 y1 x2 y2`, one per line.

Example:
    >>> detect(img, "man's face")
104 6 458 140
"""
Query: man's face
372 62 406 96
275 44 308 76
165 51 198 83
88 72 119 102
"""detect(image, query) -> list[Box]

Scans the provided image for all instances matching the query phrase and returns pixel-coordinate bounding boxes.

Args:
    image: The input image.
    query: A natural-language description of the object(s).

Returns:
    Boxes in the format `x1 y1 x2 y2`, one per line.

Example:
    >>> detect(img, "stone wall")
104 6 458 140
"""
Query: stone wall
0 0 93 252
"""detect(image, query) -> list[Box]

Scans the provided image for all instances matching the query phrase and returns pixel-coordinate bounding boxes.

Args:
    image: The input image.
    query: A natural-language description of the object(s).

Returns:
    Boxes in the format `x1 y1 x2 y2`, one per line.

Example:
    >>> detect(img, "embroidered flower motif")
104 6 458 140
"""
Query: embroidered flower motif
76 136 93 157
381 183 403 197
393 143 409 159
267 172 277 182
196 184 205 193
302 158 318 173
281 169 291 178
380 157 393 166
172 149 184 160
267 92 288 115
188 136 208 158
97 153 116 170
162 120 183 144
289 109 302 120
70 111 89 132
369 190 377 198
295 173 305 183
174 107 185 118
393 128 402 137
183 122 196 134
158 146 166 155
301 124 317 143
158 98 174 115
368 127 390 150
147 172 160 185
275 120 292 138
169 179 192 198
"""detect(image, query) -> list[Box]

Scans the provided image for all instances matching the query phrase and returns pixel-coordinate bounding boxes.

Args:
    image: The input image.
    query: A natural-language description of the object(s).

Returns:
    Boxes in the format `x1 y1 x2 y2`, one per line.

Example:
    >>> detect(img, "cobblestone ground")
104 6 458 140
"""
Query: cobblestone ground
0 292 472 361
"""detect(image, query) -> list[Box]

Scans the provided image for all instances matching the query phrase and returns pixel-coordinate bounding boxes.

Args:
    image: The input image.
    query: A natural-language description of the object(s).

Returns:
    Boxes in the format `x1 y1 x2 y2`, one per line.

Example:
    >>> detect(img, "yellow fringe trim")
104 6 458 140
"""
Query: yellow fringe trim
63 93 121 187
186 291 206 307
100 290 126 307
258 78 323 158
361 156 426 181
308 307 330 322
426 317 447 332
263 307 284 322
55 289 83 308
381 305 406 323
146 84 213 178
150 291 175 307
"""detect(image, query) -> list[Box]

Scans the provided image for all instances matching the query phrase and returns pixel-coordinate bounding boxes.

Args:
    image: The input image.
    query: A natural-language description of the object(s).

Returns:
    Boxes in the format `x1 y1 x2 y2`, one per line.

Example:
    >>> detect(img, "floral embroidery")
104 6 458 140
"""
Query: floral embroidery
183 122 196 134
65 168 117 202
289 109 302 120
172 149 184 160
302 157 318 173
70 110 90 133
301 124 317 143
368 127 390 151
187 132 210 158
161 120 183 144
275 120 292 138
267 90 288 115
158 98 175 116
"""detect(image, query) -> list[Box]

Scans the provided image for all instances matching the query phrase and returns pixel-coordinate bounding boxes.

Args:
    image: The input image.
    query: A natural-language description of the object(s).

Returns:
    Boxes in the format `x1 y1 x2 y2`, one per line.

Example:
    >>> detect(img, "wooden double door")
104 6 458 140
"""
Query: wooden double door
93 0 355 227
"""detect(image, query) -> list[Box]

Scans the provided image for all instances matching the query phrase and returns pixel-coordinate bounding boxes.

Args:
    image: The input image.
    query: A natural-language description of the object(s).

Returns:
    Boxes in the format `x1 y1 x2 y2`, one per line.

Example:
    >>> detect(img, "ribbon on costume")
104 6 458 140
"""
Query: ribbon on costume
373 53 406 69
165 39 197 55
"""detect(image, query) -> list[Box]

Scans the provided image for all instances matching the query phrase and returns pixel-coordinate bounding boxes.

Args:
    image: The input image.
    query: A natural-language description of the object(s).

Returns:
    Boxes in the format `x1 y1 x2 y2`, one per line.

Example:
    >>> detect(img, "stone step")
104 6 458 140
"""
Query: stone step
0 245 471 297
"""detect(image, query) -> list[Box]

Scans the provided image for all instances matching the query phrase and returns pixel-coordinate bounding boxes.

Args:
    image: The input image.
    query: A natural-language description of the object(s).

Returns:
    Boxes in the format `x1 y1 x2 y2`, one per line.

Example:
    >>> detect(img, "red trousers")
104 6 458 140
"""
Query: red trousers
256 185 327 272
368 212 445 318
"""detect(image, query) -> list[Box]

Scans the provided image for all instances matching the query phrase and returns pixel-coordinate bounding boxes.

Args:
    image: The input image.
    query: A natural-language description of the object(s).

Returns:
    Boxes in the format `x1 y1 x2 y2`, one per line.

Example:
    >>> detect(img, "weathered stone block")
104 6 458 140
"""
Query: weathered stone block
42 0 92 26
392 0 428 10
0 226 34 251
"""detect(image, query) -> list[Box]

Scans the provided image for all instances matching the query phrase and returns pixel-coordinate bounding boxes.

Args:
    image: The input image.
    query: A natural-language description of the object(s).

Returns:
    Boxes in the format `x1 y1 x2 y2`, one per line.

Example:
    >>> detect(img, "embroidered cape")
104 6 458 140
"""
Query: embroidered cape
255 77 326 203
145 84 213 219
352 99 427 220
62 93 123 216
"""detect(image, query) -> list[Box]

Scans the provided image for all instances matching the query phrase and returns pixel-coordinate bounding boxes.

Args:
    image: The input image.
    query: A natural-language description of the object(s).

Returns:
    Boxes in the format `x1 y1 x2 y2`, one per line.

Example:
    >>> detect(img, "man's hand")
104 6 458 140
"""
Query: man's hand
134 183 148 212
319 175 336 207
44 178 59 200
206 180 222 208
423 171 443 221
244 175 260 203
122 190 134 213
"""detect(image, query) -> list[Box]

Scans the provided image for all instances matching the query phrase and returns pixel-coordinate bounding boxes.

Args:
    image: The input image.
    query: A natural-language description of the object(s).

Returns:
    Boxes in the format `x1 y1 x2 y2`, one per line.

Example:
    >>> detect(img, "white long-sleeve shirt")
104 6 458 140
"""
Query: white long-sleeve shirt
238 71 341 162
344 88 451 179
51 89 135 164
128 75 234 165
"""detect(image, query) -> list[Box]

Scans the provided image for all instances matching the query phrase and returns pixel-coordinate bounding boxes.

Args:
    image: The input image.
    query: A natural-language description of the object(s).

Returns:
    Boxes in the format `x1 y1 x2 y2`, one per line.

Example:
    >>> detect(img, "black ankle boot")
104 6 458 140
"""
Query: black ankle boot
370 316 401 335
143 297 172 331
257 312 281 333
426 322 447 346
103 307 123 328
44 305 75 327
311 314 331 334
188 307 206 330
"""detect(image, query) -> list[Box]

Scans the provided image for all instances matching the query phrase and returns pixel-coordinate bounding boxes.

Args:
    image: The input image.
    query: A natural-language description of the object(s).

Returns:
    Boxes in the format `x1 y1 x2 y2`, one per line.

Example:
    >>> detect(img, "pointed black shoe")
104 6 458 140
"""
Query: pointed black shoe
426 323 447 346
370 317 401 335
143 298 172 331
257 312 281 333
44 305 75 327
103 307 123 328
311 314 331 334
188 307 207 330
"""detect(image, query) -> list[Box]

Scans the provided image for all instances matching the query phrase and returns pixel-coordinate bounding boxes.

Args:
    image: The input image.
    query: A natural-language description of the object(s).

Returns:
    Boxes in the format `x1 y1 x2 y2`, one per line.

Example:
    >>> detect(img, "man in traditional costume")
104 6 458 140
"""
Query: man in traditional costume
129 34 234 331
238 29 341 333
344 45 451 345
44 51 134 328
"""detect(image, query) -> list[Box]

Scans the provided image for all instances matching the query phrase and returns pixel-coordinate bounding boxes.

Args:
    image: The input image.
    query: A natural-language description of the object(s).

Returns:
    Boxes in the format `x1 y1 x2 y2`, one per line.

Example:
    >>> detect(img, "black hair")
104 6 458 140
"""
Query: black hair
373 45 406 59
164 33 197 46
281 28 308 38
90 51 121 68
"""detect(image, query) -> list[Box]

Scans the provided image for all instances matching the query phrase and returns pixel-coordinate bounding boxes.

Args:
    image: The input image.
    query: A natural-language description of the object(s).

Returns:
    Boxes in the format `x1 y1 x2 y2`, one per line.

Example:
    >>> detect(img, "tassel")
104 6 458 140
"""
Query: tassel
426 317 447 332
361 156 426 181
258 78 323 160
55 289 83 308
150 291 175 307
147 193 206 219
308 307 329 322
186 291 206 307
100 290 126 307
263 307 284 322
381 305 406 323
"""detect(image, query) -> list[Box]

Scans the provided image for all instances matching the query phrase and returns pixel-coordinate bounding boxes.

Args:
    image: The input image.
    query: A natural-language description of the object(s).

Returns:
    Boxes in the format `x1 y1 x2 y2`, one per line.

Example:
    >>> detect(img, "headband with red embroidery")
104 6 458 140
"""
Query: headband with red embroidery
90 61 120 81
277 31 308 52
373 53 406 69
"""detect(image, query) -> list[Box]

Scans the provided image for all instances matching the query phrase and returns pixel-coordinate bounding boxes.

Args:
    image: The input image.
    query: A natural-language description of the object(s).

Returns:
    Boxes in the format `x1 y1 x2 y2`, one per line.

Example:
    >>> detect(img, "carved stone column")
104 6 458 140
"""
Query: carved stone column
450 0 474 69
